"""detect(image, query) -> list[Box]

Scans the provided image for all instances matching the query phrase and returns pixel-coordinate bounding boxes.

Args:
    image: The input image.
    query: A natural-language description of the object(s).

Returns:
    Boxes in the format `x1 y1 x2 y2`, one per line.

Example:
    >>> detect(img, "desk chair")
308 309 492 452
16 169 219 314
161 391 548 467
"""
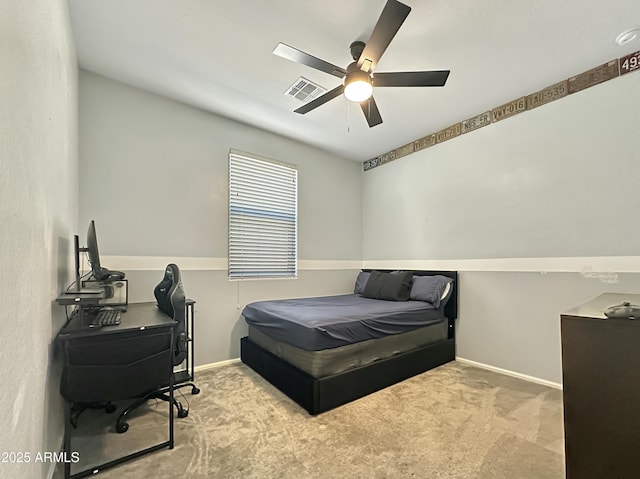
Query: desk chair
115 263 200 433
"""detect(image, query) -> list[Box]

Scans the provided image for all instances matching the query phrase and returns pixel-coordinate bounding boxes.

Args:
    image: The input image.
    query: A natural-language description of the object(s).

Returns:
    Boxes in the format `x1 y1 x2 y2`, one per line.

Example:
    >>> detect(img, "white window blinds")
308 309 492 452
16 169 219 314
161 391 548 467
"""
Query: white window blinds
228 151 298 279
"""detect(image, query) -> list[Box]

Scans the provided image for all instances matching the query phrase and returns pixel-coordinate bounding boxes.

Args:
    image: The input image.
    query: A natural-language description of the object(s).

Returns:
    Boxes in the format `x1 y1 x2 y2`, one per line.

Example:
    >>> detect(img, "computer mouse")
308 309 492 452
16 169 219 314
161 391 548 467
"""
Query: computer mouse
604 302 640 320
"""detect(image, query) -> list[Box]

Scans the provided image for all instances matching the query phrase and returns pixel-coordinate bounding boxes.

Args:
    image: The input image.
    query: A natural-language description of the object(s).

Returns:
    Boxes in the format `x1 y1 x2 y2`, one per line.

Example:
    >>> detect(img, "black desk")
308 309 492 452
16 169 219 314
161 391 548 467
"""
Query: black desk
59 302 173 334
57 302 176 479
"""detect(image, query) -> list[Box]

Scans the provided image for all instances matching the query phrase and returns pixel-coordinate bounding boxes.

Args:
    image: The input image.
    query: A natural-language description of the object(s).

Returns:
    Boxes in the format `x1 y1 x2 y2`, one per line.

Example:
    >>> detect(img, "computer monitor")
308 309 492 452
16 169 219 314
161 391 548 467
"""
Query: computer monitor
85 220 125 281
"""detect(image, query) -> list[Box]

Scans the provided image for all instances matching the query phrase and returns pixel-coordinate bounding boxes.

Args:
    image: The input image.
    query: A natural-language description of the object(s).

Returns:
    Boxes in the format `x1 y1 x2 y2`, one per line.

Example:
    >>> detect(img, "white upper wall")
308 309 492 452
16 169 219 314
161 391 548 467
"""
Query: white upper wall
78 70 362 263
0 1 78 478
363 72 640 263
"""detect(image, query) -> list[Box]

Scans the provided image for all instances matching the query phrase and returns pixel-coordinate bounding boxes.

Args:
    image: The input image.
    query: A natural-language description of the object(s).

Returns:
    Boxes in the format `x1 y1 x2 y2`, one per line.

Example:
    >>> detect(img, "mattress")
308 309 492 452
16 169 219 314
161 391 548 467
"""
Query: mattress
248 321 449 378
242 294 445 351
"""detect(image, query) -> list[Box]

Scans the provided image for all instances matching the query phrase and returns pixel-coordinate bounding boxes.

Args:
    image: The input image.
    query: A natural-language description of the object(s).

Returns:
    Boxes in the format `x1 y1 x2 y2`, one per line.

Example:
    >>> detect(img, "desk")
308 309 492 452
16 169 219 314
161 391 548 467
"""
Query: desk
57 302 176 479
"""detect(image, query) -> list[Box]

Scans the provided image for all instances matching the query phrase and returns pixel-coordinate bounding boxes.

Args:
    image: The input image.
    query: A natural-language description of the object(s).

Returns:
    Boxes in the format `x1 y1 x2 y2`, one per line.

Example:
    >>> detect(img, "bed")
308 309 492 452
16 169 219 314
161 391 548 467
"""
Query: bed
240 270 458 414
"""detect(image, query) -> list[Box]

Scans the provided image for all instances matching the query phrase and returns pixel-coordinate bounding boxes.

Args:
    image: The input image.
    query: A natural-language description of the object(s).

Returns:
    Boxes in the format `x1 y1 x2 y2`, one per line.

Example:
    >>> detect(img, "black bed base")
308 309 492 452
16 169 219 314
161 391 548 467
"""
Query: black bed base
240 336 456 415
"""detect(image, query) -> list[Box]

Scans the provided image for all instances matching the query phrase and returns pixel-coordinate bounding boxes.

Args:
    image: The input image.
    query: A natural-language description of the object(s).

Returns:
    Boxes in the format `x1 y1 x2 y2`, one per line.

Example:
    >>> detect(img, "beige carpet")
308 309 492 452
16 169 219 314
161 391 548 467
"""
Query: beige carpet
57 361 565 478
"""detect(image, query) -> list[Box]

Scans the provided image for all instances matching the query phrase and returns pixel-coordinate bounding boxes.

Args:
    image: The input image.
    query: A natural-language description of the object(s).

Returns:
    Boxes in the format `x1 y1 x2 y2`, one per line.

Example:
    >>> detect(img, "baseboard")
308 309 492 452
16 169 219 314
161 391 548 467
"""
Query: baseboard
194 358 241 373
47 435 65 479
455 357 563 390
47 458 58 479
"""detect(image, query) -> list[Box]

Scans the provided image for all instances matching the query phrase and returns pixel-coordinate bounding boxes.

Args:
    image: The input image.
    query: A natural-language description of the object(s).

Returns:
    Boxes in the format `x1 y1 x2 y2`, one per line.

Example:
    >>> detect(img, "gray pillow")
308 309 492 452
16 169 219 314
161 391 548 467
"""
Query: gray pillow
362 271 412 301
410 275 453 308
354 271 371 295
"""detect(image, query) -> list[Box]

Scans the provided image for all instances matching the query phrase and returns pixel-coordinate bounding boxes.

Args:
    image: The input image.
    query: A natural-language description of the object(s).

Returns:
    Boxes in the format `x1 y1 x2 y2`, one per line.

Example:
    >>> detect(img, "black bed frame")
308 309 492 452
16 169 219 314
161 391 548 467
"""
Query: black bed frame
240 270 458 415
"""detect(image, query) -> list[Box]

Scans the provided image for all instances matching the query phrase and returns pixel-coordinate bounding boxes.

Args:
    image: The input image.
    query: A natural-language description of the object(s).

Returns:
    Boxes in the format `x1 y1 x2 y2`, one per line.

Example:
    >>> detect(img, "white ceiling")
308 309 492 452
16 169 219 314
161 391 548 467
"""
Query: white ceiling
68 0 640 162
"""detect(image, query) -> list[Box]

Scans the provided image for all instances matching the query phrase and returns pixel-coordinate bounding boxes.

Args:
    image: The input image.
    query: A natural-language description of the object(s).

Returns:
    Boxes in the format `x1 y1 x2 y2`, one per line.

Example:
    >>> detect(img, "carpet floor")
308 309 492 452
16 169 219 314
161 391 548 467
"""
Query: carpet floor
57 361 565 478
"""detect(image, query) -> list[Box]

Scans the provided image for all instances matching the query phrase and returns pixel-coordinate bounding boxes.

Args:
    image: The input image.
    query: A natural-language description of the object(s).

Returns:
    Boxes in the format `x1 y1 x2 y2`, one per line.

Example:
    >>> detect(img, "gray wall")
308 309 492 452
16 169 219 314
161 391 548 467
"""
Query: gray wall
78 57 640 386
78 71 363 365
363 72 640 385
0 1 78 478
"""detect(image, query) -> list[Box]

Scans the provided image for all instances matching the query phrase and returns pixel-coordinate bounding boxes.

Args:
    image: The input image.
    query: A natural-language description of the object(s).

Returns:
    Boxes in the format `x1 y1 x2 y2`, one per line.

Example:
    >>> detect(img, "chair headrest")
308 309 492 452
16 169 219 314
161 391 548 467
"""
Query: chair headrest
154 263 182 318
164 263 180 283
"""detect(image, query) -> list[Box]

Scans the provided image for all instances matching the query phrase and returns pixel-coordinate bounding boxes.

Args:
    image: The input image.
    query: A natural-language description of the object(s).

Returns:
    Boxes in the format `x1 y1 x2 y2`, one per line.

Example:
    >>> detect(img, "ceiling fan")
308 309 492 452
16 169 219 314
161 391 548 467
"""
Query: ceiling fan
273 0 450 128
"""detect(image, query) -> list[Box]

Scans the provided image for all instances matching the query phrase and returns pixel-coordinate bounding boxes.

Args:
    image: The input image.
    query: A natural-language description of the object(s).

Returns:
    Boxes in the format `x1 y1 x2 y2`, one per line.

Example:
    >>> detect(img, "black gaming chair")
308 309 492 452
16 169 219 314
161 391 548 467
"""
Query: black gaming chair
115 263 199 433
155 263 189 365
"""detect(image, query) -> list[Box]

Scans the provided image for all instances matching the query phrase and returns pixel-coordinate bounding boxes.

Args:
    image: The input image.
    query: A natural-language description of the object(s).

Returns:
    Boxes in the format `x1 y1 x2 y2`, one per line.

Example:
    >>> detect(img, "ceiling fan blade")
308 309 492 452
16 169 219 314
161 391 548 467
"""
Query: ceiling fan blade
273 43 347 78
360 96 383 127
294 85 345 114
373 70 450 87
356 0 411 72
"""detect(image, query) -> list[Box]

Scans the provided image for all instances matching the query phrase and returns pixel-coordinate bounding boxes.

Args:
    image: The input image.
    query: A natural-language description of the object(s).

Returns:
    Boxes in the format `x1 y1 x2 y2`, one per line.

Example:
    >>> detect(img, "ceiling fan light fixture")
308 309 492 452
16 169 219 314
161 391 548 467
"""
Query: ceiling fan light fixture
344 70 373 102
273 1 448 127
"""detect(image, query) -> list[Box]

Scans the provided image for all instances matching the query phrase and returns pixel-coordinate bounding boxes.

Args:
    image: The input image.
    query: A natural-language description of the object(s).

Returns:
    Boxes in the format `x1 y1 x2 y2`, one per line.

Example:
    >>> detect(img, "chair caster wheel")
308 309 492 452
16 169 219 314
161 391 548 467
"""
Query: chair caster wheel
116 422 129 433
105 404 117 414
177 409 189 418
191 386 200 395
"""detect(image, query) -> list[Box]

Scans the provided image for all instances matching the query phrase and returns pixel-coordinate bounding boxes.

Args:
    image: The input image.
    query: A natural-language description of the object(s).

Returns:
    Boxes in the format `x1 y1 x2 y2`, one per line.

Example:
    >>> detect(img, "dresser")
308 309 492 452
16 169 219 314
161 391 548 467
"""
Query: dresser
561 292 640 479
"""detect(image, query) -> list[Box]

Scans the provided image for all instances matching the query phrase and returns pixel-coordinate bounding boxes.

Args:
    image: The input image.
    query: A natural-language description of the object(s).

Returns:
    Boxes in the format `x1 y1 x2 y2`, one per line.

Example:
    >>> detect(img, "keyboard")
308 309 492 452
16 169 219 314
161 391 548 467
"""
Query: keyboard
89 309 122 327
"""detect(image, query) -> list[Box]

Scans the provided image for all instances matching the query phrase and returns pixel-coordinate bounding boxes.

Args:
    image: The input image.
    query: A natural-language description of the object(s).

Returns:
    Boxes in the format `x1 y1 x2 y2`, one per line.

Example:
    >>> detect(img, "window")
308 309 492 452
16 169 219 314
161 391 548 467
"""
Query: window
228 150 298 279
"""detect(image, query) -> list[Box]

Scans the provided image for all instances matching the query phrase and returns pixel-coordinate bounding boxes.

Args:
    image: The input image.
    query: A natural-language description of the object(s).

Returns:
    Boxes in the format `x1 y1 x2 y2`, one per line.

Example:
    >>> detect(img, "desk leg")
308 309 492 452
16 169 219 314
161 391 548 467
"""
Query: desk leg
169 389 174 449
64 401 71 479
189 302 195 384
169 329 175 449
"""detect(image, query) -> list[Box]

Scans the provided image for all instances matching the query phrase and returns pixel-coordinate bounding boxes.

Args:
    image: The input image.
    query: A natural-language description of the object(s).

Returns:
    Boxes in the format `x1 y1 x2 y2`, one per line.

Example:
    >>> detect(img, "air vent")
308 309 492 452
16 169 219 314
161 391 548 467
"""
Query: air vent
284 77 326 102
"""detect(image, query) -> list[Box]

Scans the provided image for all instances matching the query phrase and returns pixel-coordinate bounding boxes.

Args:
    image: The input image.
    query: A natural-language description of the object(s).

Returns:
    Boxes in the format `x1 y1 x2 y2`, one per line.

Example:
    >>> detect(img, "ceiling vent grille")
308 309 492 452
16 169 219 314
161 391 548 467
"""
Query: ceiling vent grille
284 77 326 102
